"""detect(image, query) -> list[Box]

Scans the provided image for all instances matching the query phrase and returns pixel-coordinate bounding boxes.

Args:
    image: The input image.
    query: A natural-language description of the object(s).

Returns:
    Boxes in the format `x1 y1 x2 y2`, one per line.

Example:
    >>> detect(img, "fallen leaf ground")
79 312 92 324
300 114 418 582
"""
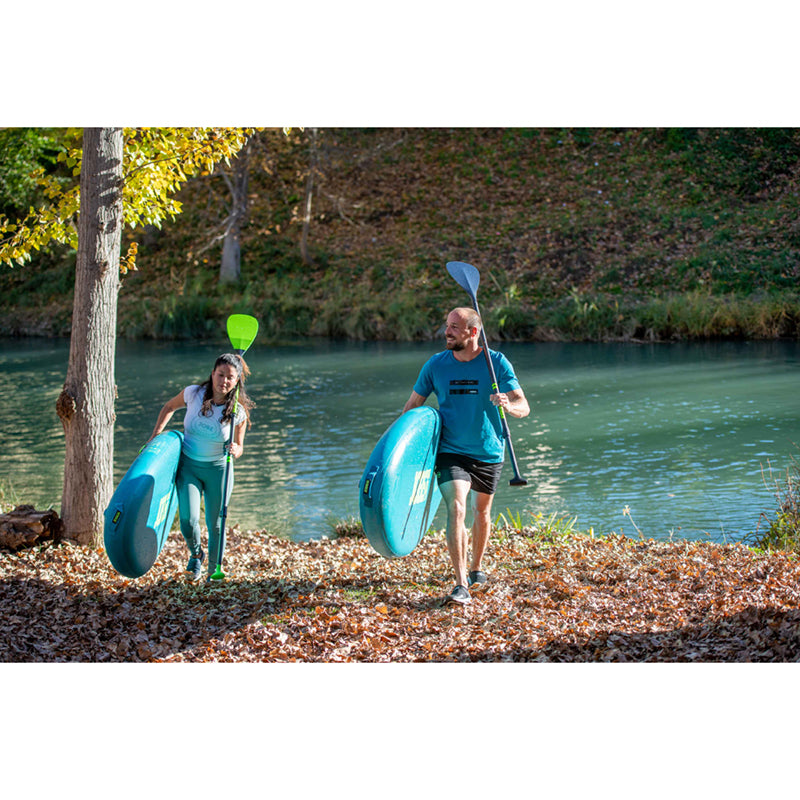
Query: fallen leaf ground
2 528 800 662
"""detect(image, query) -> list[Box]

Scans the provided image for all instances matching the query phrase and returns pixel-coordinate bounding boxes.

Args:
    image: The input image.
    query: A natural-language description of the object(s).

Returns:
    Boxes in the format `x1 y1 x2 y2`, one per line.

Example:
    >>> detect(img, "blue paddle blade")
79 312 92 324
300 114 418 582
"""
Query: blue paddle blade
446 261 480 302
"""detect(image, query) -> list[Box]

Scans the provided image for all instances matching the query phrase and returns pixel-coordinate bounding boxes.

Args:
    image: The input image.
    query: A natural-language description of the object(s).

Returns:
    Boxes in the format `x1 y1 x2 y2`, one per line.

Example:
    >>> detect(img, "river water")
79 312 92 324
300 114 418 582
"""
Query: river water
1 337 798 543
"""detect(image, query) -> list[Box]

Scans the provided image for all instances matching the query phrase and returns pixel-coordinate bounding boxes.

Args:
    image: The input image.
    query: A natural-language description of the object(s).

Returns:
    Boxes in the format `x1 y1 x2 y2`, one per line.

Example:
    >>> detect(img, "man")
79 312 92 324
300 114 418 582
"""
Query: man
403 307 530 605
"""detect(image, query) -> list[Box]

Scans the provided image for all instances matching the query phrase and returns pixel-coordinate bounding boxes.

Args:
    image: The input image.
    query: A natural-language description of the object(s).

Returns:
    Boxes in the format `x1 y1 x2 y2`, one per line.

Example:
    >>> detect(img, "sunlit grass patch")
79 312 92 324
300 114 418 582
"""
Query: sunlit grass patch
339 585 379 602
0 480 19 513
748 451 800 553
494 508 581 539
329 515 363 538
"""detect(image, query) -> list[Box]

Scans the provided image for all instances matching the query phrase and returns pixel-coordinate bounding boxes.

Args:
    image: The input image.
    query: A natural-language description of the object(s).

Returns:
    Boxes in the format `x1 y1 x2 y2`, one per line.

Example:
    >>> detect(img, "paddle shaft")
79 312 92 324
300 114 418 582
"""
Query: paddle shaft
211 313 259 579
446 261 527 486
471 301 528 486
213 385 239 577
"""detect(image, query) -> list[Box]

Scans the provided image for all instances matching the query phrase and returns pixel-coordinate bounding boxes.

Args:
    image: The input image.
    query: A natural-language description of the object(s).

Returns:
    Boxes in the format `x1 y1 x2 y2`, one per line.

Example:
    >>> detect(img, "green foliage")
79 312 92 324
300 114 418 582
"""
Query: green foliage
495 508 581 538
495 507 524 529
0 127 257 270
0 128 74 217
0 478 20 513
658 128 800 201
700 129 800 198
751 453 800 553
330 516 363 538
494 291 800 343
3 127 800 343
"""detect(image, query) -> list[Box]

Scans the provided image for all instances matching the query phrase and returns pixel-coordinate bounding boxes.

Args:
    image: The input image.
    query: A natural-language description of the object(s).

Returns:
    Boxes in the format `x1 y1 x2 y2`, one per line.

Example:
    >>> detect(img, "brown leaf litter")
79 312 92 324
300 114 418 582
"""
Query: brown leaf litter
2 528 800 662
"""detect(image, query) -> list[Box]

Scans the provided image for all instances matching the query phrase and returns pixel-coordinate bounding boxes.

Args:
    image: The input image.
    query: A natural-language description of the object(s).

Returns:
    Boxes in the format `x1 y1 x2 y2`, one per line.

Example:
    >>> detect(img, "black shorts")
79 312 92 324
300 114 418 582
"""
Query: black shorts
435 452 504 496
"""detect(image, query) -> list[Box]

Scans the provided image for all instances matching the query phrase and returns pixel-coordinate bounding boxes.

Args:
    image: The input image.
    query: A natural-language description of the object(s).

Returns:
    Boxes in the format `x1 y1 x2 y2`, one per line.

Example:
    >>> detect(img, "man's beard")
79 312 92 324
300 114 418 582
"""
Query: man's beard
446 338 465 351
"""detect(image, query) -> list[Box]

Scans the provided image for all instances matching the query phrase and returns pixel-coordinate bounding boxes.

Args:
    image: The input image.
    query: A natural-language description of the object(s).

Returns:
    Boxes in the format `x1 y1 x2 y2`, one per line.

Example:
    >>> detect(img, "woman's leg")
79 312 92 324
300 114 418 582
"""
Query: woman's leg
205 462 234 578
176 458 203 558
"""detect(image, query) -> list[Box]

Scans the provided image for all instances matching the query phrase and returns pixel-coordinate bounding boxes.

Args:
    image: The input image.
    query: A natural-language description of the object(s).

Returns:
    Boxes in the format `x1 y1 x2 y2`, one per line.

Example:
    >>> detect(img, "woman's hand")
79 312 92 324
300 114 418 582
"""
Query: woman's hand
226 442 244 459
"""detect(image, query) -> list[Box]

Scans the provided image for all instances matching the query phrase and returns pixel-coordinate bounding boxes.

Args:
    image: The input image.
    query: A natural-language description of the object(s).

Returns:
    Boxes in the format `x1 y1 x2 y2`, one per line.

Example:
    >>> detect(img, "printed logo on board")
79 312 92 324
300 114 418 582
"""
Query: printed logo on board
154 492 171 527
410 469 432 505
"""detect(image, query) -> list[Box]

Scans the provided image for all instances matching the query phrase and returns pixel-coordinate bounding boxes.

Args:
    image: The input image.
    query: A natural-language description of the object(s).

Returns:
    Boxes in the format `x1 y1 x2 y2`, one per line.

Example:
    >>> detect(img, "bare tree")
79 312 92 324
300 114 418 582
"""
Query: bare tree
300 127 319 266
219 140 251 284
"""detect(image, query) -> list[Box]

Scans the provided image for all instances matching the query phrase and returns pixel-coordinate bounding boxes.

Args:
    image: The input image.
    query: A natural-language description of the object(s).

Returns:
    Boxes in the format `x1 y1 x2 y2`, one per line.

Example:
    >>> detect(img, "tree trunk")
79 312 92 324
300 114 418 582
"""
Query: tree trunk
299 128 318 267
219 141 250 284
220 226 241 284
56 127 123 546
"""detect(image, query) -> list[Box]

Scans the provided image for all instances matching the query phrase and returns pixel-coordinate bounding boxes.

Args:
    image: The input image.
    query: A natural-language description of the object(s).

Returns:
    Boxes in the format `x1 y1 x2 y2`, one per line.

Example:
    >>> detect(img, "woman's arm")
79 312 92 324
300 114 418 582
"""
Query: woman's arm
149 391 186 440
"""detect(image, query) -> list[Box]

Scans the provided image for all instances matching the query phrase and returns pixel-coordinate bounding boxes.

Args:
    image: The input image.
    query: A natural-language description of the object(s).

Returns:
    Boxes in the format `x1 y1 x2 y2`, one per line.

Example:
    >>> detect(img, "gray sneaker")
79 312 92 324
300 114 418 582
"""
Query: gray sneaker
185 548 204 581
444 585 471 605
468 570 488 589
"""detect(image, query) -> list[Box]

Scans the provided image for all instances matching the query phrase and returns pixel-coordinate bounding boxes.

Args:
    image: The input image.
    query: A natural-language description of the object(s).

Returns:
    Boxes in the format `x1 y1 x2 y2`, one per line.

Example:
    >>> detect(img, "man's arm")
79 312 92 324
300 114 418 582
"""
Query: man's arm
402 390 428 414
490 387 530 419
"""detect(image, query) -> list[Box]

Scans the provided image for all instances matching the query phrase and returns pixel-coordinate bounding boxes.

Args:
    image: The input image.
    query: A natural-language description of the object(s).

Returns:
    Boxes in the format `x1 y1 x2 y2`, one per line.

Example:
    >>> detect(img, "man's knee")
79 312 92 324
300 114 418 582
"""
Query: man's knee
473 491 494 514
441 481 470 519
447 496 468 522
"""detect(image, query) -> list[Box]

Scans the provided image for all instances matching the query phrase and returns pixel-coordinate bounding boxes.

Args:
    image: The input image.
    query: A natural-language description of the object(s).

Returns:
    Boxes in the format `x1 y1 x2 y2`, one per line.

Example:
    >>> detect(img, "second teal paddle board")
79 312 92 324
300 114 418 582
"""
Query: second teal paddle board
359 407 442 558
104 431 183 579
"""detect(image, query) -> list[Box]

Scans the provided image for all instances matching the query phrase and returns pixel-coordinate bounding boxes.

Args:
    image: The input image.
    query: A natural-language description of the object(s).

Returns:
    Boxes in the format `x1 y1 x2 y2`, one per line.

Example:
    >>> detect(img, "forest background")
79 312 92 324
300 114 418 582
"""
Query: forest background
2 126 799 343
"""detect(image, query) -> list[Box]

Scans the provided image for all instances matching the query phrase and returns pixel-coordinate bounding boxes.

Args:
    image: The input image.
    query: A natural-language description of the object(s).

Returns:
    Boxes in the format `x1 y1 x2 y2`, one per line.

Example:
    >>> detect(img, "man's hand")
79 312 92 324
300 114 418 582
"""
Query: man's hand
489 389 530 419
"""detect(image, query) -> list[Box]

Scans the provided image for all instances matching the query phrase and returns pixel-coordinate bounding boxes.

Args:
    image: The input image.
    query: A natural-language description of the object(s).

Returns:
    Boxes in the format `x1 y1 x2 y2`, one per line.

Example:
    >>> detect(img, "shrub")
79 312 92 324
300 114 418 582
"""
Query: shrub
752 450 800 552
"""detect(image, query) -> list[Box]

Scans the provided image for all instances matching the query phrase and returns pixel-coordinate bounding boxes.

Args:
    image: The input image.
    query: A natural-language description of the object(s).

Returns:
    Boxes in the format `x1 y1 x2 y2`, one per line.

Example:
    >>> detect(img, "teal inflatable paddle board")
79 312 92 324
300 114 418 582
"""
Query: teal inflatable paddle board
359 406 442 558
104 431 183 578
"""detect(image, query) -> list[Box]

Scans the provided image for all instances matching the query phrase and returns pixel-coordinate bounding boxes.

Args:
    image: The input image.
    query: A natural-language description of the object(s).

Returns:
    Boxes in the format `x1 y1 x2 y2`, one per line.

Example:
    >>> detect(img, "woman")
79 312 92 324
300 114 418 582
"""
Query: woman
149 353 254 582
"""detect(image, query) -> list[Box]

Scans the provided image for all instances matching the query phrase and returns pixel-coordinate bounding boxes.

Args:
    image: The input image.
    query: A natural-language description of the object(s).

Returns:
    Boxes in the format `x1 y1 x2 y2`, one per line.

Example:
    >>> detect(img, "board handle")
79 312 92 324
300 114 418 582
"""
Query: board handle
108 504 124 527
361 466 380 506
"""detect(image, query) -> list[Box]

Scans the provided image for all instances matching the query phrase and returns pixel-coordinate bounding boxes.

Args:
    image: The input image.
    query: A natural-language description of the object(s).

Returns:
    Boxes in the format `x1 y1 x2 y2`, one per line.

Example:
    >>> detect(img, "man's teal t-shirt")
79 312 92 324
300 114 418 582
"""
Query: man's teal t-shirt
413 349 521 463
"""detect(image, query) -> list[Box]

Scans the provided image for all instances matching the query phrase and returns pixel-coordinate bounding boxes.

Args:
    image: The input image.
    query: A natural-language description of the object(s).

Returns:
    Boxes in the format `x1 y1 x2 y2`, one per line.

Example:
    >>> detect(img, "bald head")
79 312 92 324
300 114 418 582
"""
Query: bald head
450 307 482 332
445 307 482 352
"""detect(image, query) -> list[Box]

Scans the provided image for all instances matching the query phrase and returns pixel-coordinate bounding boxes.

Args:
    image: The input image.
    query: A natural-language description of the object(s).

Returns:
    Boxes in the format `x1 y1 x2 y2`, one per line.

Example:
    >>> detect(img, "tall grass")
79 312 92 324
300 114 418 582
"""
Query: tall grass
750 451 800 553
0 479 20 513
492 292 800 342
494 508 581 538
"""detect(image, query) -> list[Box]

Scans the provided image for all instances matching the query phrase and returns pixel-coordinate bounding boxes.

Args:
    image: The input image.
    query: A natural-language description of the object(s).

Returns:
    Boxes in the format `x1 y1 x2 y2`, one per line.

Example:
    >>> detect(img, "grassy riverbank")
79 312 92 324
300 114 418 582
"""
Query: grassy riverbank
2 525 799 662
2 128 799 342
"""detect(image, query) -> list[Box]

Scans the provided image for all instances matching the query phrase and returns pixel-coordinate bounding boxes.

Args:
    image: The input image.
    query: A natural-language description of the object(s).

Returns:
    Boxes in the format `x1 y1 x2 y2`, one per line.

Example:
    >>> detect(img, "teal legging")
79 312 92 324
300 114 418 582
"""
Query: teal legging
176 455 233 577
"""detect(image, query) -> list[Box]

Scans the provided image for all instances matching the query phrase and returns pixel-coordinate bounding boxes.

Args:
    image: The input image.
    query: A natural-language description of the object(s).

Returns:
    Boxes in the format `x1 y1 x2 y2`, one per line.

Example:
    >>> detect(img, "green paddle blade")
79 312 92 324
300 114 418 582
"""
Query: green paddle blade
227 314 259 355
